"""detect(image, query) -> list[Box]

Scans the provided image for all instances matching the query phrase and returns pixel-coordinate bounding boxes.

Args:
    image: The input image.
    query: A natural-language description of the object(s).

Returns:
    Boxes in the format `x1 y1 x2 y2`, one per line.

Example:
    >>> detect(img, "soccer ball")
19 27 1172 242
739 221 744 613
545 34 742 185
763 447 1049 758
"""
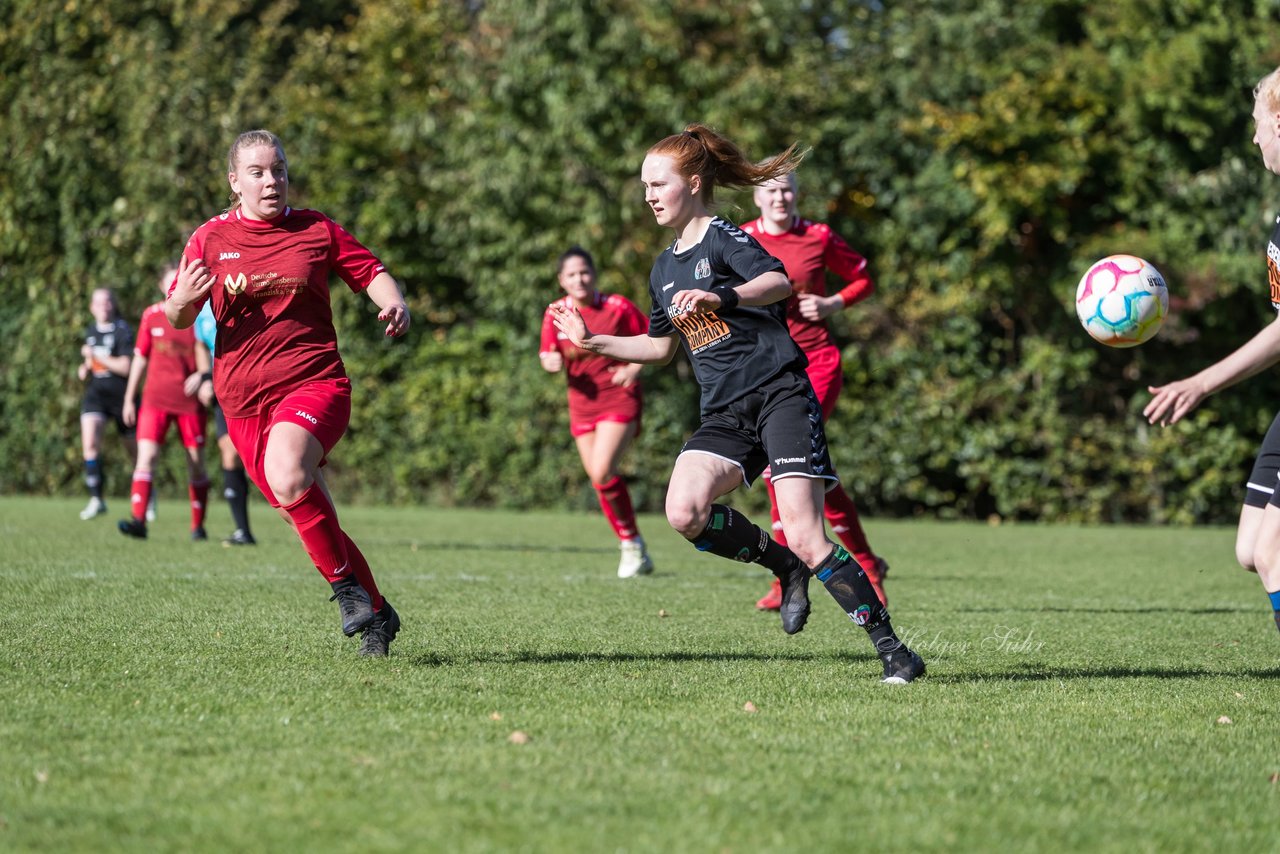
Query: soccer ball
1074 255 1168 347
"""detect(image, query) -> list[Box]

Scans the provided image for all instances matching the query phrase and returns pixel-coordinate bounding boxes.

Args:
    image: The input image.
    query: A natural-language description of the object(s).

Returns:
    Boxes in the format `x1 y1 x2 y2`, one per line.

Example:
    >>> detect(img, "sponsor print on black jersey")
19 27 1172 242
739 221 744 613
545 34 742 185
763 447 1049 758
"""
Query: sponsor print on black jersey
1268 213 1280 311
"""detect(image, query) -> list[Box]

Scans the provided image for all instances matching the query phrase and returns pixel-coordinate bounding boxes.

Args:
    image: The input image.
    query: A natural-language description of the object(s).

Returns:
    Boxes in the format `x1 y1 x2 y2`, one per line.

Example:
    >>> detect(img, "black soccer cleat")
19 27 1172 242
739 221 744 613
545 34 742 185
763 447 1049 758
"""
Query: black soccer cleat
223 529 256 546
191 526 208 542
776 556 811 635
117 518 148 540
880 647 926 685
329 579 376 637
358 599 401 658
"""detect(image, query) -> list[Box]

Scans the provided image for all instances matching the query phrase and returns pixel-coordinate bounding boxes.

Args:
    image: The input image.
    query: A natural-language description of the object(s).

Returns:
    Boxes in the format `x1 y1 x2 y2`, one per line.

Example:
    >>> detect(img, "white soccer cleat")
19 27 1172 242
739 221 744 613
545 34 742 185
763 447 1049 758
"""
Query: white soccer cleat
617 538 654 578
79 497 107 521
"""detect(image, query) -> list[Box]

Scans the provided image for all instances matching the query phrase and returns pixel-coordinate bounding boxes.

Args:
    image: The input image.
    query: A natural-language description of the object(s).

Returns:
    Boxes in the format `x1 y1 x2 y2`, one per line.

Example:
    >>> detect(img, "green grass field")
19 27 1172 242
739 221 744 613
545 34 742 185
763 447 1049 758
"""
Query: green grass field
2 495 1277 852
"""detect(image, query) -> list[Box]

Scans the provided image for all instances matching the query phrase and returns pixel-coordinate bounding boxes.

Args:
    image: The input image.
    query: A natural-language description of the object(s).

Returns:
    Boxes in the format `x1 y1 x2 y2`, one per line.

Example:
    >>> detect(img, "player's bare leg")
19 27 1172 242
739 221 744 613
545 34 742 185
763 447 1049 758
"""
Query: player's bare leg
1248 503 1280 635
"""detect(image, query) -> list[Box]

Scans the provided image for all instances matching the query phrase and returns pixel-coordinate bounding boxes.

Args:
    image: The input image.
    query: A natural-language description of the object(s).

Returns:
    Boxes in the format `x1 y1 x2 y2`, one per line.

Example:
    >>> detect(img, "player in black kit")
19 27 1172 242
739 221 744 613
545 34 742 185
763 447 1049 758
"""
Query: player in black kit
78 287 136 520
552 124 924 683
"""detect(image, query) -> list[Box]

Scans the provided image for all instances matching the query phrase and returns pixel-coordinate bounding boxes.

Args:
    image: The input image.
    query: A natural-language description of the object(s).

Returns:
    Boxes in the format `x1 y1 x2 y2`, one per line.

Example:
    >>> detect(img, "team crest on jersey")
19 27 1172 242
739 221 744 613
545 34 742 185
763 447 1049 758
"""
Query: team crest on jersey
694 258 711 280
224 272 248 295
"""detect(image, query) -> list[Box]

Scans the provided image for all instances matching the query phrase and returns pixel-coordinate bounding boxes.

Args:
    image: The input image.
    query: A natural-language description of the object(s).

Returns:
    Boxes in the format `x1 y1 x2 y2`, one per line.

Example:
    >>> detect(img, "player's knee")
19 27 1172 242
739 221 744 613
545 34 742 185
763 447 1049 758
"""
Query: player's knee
263 459 307 506
665 500 708 540
1237 542 1259 573
588 466 619 487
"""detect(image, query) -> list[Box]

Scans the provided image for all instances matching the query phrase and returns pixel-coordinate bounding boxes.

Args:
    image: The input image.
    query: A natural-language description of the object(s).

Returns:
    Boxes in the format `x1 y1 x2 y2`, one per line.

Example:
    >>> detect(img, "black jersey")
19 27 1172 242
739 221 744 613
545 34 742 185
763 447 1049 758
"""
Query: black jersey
647 217 804 414
83 318 133 398
1267 212 1280 312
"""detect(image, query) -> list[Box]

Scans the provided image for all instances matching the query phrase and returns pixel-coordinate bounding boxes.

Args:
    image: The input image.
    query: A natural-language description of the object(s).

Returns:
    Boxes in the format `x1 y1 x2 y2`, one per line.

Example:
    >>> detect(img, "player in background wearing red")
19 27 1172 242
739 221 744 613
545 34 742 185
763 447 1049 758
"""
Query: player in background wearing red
165 129 410 657
552 124 923 683
540 247 654 578
741 172 889 610
117 265 211 541
78 287 136 520
1145 65 1280 639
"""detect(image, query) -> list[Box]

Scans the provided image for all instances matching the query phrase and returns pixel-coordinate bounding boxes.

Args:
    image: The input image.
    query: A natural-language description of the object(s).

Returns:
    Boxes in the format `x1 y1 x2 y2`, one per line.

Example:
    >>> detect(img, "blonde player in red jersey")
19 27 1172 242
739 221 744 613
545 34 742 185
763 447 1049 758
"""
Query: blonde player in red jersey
540 247 653 578
117 265 212 541
741 171 889 610
165 129 410 657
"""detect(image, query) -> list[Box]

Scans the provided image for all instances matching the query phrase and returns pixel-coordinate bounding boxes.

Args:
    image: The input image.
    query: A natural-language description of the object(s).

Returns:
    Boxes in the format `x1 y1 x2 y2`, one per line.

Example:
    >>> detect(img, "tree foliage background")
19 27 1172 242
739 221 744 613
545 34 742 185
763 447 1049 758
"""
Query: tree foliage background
3 0 1279 523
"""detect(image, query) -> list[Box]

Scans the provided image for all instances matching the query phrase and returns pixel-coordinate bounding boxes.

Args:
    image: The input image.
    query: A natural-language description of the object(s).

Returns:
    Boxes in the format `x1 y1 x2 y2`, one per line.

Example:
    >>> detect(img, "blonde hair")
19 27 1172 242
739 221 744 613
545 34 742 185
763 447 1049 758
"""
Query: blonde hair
647 123 805 208
226 129 287 209
1255 67 1280 112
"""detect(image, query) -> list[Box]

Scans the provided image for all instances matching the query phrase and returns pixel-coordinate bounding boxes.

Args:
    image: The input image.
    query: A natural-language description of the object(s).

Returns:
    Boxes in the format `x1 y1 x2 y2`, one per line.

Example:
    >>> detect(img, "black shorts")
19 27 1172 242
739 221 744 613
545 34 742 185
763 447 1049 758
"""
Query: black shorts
212 401 229 441
81 385 134 437
1245 410 1280 508
680 369 838 489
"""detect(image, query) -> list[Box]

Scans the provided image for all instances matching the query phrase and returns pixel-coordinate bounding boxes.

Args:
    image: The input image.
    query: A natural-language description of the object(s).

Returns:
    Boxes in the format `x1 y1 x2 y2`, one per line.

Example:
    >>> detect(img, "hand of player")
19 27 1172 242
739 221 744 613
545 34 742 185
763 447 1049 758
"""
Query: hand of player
77 363 89 382
670 288 721 316
378 302 410 337
171 255 216 309
1144 378 1206 426
610 364 639 387
539 351 564 373
122 398 137 428
797 292 841 321
197 381 214 408
550 302 592 348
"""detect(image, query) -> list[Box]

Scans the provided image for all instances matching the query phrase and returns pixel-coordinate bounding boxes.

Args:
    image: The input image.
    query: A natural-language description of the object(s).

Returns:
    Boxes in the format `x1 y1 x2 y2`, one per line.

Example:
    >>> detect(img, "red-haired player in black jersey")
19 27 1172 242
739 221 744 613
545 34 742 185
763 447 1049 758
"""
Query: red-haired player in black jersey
1146 65 1280 639
553 124 924 683
742 172 889 610
165 130 410 657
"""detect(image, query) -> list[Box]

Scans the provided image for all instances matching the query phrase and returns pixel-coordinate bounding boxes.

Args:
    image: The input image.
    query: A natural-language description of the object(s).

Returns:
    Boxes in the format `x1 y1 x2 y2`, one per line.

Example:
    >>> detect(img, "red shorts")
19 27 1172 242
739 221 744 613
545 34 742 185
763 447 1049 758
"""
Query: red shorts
136 406 206 448
568 388 642 438
223 377 352 507
804 344 844 420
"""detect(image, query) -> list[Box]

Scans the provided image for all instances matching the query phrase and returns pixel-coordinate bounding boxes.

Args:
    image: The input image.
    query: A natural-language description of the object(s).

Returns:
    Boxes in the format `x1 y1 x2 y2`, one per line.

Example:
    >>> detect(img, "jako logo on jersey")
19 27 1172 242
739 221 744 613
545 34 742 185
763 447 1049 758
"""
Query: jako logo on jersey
218 252 241 261
224 272 248 294
295 410 318 424
694 258 711 280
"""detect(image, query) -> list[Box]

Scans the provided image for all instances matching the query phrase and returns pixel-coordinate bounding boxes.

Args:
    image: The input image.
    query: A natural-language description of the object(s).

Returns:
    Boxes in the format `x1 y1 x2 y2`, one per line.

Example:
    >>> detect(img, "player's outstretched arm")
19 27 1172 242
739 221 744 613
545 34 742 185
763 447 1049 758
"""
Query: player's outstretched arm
166 255 216 329
365 272 410 338
1145 313 1280 425
550 303 678 365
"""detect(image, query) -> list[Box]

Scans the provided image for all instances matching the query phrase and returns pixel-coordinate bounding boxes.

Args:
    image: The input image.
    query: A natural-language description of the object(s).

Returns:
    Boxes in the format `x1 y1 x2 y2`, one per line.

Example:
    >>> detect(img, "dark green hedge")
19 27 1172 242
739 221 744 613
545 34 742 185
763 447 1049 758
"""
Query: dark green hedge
4 0 1280 523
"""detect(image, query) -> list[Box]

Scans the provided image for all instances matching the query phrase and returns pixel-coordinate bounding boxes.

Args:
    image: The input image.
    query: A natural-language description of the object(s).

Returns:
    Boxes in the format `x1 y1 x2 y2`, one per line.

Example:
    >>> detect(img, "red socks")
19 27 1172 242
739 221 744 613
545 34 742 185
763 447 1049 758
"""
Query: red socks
189 478 210 531
279 482 383 607
129 472 153 523
594 476 639 541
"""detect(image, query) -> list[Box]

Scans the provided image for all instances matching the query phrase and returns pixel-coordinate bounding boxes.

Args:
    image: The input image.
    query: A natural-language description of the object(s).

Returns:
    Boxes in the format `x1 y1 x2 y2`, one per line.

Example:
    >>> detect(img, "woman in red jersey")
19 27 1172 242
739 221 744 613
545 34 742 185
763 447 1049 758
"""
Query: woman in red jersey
540 247 653 578
741 172 889 610
166 129 410 657
117 264 211 541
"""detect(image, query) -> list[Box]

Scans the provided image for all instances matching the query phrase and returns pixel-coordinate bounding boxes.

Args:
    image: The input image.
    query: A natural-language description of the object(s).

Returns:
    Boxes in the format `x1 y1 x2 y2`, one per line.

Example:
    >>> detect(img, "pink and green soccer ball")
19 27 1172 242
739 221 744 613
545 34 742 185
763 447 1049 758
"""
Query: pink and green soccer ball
1075 255 1168 347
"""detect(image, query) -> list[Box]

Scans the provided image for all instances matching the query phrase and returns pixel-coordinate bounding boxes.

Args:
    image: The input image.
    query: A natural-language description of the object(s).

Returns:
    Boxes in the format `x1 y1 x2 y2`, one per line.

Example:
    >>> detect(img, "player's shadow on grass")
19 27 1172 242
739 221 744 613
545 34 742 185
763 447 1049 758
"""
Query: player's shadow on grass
404 649 877 667
926 662 1280 683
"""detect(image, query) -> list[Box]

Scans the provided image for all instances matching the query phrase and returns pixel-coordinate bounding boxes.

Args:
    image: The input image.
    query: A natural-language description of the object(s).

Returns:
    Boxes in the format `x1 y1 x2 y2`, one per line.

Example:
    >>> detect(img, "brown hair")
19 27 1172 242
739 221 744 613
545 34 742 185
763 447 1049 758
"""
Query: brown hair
226 129 287 209
647 123 805 208
557 245 596 275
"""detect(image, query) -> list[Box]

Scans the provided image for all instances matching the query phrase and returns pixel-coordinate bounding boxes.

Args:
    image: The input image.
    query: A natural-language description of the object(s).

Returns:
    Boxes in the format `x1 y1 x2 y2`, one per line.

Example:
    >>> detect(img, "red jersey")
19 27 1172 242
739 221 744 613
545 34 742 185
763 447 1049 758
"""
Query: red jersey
176 207 385 418
135 303 200 414
739 216 874 352
540 292 648 407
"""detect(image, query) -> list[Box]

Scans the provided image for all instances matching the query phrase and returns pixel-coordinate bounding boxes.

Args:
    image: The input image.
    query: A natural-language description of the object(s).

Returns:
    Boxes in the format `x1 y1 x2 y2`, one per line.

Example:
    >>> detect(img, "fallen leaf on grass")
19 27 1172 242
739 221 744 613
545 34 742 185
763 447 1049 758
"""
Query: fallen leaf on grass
508 731 530 745
1216 716 1232 725
489 712 503 721
34 770 48 784
743 702 758 713
658 609 669 618
1270 772 1279 785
